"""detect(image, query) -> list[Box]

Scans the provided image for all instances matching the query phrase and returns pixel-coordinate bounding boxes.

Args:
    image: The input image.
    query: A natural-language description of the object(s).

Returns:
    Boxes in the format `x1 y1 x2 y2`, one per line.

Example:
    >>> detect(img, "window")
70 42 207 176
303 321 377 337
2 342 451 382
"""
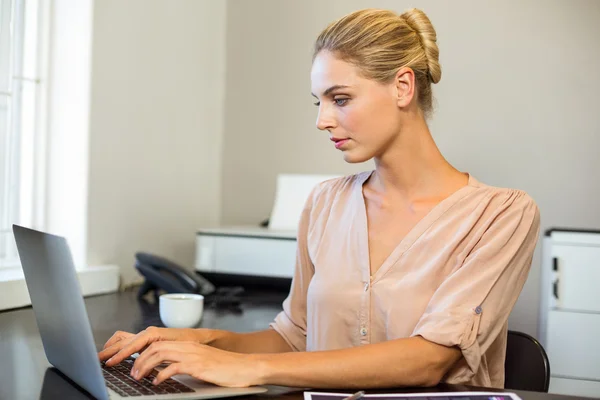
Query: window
0 0 45 268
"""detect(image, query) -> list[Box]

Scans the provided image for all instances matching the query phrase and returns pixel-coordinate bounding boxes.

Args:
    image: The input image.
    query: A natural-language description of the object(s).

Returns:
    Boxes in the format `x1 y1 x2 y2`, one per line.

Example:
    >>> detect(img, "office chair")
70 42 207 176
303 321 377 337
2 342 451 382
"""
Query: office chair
504 330 551 392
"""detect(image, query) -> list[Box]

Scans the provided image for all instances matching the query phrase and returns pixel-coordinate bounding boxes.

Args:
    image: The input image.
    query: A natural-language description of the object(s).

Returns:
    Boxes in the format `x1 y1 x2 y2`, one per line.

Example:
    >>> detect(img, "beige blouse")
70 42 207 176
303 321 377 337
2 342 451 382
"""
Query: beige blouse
269 171 540 388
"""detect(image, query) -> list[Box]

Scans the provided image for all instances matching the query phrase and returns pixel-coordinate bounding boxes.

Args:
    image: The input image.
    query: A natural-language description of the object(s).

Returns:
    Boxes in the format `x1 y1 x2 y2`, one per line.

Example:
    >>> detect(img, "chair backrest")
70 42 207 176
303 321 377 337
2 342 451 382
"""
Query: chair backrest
504 330 551 392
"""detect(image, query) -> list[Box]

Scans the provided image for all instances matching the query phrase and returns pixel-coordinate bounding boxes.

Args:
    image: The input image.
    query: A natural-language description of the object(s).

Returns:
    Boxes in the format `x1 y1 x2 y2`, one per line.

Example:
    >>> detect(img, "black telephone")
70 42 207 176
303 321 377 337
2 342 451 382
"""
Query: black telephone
134 252 244 306
135 252 216 298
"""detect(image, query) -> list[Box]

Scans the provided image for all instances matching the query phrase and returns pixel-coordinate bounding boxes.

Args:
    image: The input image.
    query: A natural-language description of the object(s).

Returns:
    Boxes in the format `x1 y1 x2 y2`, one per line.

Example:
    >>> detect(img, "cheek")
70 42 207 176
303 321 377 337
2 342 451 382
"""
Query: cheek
338 101 377 133
343 99 398 139
338 107 361 132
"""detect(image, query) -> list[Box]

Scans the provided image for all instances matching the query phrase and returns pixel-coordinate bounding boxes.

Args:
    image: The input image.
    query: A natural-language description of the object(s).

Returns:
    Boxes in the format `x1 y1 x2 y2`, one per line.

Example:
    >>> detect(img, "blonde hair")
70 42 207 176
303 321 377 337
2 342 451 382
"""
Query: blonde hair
313 8 441 118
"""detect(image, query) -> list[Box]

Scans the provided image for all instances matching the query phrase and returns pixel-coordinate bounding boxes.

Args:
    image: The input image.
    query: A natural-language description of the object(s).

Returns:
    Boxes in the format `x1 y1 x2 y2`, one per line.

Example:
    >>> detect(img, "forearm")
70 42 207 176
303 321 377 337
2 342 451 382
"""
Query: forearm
254 336 461 388
206 328 293 354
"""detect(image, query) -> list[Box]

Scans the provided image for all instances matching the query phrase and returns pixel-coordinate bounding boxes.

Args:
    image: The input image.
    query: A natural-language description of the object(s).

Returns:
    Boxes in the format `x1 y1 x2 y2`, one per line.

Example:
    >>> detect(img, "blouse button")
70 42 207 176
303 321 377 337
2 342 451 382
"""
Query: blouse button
364 282 369 292
360 327 368 336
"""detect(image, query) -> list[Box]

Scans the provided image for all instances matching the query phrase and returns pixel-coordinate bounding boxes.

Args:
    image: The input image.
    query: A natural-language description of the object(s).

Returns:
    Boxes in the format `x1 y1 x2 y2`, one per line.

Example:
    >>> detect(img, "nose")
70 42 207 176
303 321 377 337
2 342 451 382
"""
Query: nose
316 105 336 131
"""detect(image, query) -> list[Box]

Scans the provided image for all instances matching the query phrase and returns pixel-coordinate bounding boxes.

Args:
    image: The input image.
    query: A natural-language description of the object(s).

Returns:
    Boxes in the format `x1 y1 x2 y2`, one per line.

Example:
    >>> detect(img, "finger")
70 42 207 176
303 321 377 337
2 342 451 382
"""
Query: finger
132 341 201 376
99 331 134 361
133 348 185 381
103 331 133 350
105 333 153 366
153 363 184 385
98 344 122 362
132 341 185 372
99 341 154 363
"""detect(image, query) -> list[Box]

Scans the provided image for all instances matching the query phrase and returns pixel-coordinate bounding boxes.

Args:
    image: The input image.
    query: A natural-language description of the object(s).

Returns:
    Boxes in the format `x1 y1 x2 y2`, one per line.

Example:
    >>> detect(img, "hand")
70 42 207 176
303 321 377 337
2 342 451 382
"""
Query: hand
98 326 211 367
130 341 263 388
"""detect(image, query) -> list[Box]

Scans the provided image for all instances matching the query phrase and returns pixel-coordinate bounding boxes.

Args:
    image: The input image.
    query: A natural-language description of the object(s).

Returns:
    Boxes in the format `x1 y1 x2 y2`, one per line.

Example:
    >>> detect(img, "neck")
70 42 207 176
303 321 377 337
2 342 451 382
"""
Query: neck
370 116 462 199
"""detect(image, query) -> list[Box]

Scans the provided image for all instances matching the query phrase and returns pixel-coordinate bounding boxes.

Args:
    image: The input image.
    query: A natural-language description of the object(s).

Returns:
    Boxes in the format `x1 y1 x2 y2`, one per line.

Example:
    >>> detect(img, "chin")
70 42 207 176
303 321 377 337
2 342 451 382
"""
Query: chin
341 149 373 164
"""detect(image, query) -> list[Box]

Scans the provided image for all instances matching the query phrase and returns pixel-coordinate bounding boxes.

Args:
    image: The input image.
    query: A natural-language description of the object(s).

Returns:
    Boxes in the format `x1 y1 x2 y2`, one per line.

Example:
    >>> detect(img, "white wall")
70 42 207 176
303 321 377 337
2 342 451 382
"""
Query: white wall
220 0 600 338
87 0 227 284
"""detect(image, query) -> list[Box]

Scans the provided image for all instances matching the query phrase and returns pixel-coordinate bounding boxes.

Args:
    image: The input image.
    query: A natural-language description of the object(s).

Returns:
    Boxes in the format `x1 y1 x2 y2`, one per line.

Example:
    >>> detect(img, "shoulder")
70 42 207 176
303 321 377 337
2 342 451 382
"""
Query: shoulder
300 172 369 250
466 175 540 234
302 171 369 226
469 176 539 214
306 171 368 204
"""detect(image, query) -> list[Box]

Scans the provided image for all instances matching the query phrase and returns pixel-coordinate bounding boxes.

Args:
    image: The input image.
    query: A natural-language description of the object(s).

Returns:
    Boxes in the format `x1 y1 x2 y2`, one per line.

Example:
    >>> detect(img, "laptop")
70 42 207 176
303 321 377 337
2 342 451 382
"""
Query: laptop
12 225 268 400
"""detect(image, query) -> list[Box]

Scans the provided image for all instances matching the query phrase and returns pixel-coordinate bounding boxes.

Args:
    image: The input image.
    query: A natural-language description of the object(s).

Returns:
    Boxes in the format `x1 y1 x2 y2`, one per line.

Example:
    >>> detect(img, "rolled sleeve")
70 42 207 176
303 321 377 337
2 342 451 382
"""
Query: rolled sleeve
413 308 483 380
270 307 307 352
411 191 540 381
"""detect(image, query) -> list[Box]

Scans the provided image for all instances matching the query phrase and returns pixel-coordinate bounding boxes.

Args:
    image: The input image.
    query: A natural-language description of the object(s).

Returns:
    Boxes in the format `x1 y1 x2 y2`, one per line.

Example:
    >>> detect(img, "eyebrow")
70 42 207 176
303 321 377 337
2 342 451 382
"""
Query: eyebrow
311 85 350 98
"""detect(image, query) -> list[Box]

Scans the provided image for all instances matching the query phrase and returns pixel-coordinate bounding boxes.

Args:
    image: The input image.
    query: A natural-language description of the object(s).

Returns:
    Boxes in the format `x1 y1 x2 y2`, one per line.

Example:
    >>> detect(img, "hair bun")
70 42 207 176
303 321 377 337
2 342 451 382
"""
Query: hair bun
401 8 441 84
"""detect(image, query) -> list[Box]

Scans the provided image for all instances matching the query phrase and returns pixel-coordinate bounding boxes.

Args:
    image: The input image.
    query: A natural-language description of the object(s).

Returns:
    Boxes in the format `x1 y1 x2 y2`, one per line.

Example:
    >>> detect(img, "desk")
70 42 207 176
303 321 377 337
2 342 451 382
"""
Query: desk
0 287 587 400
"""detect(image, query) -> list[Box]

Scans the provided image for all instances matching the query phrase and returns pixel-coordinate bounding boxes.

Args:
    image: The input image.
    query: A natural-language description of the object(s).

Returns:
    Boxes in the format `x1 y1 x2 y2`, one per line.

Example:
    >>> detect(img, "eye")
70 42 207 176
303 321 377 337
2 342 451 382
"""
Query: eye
334 98 349 106
313 101 320 106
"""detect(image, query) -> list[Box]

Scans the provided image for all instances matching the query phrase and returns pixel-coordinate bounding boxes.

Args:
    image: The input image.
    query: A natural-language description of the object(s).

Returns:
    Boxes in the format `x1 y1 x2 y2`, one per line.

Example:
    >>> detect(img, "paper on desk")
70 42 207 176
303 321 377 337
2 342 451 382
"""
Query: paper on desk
304 392 522 400
268 174 340 231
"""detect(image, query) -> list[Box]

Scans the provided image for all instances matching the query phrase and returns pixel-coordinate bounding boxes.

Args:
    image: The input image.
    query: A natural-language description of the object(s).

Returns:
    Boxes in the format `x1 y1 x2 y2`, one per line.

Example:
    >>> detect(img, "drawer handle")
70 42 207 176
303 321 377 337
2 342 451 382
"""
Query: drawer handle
553 279 559 299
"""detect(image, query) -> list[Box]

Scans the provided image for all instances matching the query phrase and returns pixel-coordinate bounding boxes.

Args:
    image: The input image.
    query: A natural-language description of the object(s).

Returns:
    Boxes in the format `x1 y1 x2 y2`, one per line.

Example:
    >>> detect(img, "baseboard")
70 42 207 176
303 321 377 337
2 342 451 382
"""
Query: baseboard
0 265 120 311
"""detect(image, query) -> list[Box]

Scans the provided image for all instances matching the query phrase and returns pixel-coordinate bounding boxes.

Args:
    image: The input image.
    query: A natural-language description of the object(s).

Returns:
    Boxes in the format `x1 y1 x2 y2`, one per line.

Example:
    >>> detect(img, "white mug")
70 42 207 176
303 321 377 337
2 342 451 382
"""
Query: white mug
159 293 204 328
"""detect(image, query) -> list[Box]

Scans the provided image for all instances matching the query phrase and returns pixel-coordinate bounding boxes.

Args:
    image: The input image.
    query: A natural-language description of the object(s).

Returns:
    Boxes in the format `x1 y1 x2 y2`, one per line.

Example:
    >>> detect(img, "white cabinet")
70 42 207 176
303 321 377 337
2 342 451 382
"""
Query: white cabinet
546 311 600 379
540 229 600 398
549 378 600 399
195 226 297 278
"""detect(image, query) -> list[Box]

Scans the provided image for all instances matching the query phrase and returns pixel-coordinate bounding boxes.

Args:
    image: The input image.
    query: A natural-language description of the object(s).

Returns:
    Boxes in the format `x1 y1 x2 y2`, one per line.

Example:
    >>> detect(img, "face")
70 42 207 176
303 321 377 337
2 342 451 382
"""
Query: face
311 51 406 163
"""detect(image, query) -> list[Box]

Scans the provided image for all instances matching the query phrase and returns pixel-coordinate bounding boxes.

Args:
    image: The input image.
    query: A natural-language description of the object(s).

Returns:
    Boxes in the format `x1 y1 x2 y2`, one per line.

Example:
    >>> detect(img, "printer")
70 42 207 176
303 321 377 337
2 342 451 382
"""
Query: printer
194 174 338 279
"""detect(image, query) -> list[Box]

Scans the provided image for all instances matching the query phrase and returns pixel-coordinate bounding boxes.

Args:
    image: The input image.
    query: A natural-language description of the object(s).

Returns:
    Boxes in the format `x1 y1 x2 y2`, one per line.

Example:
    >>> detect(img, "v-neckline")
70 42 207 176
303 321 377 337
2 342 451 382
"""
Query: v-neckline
355 170 476 284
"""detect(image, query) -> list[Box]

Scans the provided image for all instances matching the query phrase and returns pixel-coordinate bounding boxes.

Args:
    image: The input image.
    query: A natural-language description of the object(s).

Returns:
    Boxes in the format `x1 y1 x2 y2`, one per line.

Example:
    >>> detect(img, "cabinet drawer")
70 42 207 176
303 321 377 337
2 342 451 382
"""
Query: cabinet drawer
550 377 600 398
546 311 600 380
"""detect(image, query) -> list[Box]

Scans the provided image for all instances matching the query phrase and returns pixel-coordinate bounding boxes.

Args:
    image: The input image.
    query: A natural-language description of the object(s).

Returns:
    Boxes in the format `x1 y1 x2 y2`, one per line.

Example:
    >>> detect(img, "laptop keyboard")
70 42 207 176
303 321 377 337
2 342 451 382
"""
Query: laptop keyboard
102 356 195 397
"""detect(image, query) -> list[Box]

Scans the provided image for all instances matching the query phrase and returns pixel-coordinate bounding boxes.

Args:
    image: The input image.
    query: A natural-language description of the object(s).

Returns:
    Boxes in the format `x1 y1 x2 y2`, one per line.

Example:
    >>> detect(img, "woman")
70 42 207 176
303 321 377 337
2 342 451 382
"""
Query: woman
99 8 539 389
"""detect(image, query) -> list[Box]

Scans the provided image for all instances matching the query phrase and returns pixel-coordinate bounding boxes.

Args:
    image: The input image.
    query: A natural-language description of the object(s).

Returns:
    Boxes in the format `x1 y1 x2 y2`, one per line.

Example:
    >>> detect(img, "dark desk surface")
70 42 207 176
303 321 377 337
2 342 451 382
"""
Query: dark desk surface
0 287 587 400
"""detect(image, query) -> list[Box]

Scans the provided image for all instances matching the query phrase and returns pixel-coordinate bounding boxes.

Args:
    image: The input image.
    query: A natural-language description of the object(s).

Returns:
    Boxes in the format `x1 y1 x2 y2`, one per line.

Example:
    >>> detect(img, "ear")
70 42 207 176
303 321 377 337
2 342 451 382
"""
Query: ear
394 67 416 108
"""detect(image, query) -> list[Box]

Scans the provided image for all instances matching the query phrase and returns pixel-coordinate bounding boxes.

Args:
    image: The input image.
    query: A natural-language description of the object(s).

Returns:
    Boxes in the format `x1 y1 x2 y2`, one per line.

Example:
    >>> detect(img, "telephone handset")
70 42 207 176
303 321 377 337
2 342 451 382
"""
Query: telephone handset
135 252 216 298
134 252 244 307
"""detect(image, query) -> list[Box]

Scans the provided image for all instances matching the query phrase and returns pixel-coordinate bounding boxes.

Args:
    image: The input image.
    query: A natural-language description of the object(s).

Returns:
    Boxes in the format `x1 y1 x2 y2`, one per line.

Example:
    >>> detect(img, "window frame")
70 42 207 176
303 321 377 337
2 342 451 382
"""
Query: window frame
0 0 46 268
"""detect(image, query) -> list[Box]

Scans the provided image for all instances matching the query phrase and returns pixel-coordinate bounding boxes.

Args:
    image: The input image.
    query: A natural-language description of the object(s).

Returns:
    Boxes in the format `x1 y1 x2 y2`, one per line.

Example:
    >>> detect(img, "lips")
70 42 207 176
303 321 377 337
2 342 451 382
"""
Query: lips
330 137 347 143
330 137 350 149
